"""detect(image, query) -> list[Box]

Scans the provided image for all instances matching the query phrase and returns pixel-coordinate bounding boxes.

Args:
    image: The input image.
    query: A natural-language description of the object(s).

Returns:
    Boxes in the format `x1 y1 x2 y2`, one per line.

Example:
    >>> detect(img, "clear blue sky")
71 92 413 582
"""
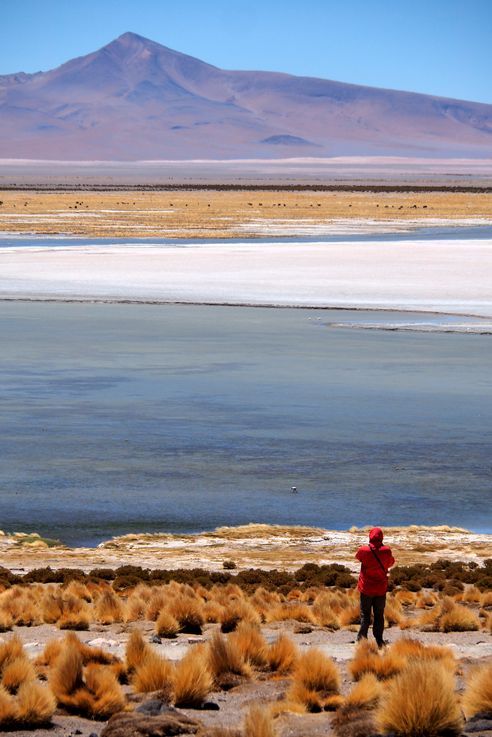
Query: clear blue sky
2 0 491 103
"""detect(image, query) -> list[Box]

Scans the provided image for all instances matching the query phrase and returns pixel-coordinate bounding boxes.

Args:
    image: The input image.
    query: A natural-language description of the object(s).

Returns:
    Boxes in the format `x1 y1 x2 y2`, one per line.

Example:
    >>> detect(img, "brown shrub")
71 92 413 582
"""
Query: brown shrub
376 660 463 737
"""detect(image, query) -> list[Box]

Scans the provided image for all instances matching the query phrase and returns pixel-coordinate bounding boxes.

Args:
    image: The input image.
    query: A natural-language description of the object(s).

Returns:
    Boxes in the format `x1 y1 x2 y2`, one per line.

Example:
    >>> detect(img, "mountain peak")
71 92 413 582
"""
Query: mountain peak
0 33 491 160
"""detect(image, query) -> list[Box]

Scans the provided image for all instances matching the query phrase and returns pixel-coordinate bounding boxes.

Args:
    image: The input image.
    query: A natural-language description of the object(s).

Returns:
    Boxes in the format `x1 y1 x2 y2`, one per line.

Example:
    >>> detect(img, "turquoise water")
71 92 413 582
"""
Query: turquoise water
1 301 491 546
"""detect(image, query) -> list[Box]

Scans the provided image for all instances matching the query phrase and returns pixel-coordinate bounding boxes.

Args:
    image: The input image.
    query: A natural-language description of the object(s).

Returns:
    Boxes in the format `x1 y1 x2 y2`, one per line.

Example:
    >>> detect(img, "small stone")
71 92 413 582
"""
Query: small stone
100 710 201 737
293 624 313 634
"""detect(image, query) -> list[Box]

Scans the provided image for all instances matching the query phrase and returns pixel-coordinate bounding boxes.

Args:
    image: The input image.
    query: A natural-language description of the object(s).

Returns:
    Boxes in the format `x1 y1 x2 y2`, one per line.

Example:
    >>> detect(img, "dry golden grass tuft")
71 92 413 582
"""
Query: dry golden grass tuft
94 590 124 624
266 602 315 625
349 640 405 682
208 631 251 687
173 644 213 707
312 593 340 629
229 622 269 668
265 634 298 674
244 704 277 737
287 648 340 711
338 603 361 627
156 609 181 638
344 672 383 710
57 595 91 630
169 594 204 634
439 602 481 632
0 684 19 726
16 680 56 725
132 650 174 695
49 644 84 702
376 660 463 737
49 633 126 719
125 629 150 673
462 662 492 718
84 663 126 718
292 648 340 695
389 637 456 671
1 656 36 694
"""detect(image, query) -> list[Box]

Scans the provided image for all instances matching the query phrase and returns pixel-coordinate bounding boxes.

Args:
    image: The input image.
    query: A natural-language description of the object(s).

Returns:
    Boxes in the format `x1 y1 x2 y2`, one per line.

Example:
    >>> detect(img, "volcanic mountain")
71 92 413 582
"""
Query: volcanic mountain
0 32 491 160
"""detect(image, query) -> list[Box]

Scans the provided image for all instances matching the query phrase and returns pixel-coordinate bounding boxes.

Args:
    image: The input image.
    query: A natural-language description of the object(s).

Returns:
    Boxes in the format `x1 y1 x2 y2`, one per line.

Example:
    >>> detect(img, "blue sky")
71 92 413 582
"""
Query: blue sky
2 0 491 103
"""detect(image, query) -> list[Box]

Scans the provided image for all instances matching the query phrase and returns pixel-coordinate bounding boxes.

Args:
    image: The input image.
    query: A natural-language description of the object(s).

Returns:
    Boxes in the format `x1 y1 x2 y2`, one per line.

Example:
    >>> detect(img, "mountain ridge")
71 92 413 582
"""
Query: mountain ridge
1 31 491 160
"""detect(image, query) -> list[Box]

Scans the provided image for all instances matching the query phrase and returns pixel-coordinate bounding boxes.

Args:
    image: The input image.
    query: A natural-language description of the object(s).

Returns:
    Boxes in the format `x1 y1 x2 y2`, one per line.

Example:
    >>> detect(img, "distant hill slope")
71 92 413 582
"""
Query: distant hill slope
0 32 491 160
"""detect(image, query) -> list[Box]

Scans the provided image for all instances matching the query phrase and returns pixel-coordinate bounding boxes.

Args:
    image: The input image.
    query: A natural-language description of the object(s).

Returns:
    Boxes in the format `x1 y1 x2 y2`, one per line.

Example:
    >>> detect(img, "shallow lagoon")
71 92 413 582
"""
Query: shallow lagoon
1 301 491 545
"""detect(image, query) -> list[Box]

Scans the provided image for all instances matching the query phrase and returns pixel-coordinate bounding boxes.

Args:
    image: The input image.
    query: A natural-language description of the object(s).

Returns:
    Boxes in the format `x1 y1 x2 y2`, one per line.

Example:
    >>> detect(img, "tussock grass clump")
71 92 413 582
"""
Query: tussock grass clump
125 630 150 673
288 648 340 711
15 680 56 726
349 640 405 682
50 635 126 718
266 602 315 625
244 704 276 737
169 595 204 634
1 657 36 694
57 595 91 630
344 672 383 709
0 685 19 726
439 602 481 632
156 609 181 638
208 631 251 688
173 644 213 708
0 636 25 672
462 662 492 718
229 622 269 668
376 660 463 737
94 590 124 624
265 634 298 674
132 651 174 695
389 637 456 671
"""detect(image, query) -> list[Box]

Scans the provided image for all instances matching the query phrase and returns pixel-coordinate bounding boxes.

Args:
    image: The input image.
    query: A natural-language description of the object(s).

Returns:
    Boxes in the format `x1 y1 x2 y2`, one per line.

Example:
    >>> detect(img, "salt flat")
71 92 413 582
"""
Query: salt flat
1 234 492 319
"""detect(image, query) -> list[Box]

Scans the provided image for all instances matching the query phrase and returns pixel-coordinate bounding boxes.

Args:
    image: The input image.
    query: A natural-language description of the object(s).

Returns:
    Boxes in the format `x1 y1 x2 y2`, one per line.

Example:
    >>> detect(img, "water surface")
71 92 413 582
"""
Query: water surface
1 302 491 545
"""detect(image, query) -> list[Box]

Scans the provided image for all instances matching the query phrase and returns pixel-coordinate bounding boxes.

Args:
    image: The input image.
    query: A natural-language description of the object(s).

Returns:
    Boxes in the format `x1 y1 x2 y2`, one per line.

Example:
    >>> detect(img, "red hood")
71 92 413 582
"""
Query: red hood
369 527 384 548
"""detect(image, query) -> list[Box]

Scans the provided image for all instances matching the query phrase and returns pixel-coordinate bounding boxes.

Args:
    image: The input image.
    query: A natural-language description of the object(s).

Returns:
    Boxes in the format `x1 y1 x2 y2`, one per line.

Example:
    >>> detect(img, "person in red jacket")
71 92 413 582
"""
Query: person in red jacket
356 527 395 647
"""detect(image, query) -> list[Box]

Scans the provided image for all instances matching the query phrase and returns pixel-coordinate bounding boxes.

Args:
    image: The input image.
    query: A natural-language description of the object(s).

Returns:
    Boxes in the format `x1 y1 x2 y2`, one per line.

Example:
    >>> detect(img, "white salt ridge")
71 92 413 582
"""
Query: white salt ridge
1 232 492 326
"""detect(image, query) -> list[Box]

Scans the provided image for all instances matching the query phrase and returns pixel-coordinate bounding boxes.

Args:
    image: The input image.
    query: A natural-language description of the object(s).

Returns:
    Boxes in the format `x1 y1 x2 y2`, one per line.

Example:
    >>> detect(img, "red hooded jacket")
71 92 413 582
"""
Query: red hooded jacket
356 527 395 596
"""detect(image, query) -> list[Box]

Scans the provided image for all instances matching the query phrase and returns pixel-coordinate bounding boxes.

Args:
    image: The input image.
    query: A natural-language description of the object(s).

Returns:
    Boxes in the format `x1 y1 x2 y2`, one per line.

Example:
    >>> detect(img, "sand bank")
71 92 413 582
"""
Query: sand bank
1 235 492 321
2 524 491 573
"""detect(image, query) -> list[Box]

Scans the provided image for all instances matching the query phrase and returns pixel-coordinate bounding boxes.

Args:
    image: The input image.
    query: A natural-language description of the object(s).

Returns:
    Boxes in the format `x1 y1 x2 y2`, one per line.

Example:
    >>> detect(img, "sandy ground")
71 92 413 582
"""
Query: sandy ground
2 156 492 187
3 525 492 574
3 618 491 737
1 190 492 238
2 525 491 736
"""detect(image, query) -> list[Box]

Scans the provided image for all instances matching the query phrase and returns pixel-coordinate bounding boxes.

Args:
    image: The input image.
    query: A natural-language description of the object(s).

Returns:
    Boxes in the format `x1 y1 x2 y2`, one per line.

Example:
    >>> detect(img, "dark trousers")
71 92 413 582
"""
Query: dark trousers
357 593 386 645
